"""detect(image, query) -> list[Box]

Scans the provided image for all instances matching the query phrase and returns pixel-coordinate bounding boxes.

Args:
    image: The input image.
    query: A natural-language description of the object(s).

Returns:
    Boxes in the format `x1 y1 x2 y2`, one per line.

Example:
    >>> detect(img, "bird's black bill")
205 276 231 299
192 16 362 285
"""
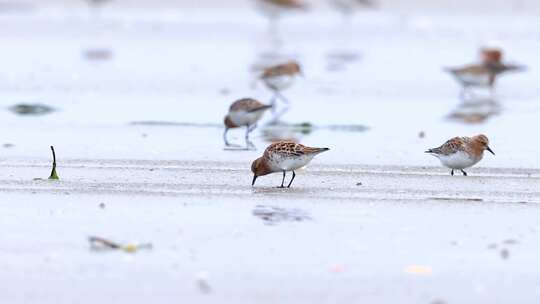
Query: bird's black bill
486 146 495 155
252 175 258 186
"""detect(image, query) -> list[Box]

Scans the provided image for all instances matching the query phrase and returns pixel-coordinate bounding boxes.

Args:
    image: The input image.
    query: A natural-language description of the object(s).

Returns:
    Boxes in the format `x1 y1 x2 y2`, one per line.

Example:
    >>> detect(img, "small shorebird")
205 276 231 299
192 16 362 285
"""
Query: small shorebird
425 134 495 176
255 0 308 20
331 0 376 15
260 61 302 119
251 141 329 188
224 98 272 148
446 48 525 99
85 0 111 7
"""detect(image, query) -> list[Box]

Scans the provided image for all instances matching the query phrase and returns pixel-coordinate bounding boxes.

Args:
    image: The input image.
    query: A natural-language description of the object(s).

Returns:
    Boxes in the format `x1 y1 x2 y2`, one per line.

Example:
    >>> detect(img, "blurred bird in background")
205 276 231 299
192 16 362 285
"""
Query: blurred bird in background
446 48 525 100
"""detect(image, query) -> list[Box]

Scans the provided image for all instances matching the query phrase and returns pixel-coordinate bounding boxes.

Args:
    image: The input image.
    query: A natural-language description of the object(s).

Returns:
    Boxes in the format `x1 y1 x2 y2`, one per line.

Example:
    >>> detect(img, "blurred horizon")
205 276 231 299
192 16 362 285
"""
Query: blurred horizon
4 0 540 13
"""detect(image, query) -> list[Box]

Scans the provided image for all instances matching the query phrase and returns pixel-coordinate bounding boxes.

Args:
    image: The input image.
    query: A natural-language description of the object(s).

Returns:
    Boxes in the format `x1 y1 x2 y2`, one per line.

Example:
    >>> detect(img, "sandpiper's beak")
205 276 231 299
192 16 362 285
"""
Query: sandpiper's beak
252 175 258 186
486 146 495 155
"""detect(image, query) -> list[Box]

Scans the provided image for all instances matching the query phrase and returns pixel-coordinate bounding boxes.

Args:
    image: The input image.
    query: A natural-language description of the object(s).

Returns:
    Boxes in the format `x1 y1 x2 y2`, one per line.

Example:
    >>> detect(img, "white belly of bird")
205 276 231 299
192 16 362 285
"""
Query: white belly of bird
228 110 264 127
455 73 491 87
436 151 481 169
264 75 295 91
269 154 314 171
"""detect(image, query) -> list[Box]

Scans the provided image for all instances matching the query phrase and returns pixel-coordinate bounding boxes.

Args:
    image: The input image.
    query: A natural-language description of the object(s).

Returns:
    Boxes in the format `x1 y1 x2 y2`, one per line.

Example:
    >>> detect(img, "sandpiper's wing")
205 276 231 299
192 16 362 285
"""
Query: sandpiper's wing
445 64 494 86
353 0 377 7
263 0 306 9
426 137 467 155
261 62 299 79
265 142 329 157
261 64 286 79
497 63 527 74
446 64 489 76
229 98 270 112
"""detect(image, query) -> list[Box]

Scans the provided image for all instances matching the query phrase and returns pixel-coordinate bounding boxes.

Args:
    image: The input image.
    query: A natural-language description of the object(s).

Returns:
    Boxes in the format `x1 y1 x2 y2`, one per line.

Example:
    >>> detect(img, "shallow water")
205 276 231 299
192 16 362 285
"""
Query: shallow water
0 8 539 168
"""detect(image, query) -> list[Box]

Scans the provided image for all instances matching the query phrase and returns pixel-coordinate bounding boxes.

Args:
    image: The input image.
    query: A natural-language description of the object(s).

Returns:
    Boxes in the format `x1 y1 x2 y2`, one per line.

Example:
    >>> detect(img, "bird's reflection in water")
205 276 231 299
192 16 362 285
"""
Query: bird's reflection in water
326 51 362 72
252 205 312 225
259 121 369 143
447 97 500 124
260 122 313 143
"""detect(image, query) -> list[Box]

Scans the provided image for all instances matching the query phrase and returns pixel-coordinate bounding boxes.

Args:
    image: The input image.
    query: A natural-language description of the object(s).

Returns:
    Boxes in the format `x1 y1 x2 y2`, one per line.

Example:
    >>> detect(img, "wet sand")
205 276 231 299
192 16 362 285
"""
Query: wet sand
1 159 540 303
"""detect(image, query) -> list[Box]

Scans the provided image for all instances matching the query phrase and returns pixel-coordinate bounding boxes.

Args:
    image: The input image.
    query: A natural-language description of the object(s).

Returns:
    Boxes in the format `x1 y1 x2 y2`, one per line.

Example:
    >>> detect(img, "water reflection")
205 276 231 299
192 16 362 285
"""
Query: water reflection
447 97 500 124
252 205 312 225
260 121 368 143
129 121 368 150
325 51 362 72
260 122 312 143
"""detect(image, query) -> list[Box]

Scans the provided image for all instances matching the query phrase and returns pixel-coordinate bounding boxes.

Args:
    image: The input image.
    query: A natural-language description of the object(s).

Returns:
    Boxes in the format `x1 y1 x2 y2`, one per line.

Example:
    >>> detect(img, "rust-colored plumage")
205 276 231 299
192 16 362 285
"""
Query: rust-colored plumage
446 48 525 98
228 98 270 113
425 134 494 176
263 141 328 158
251 141 330 188
260 0 307 9
261 61 302 79
223 98 272 148
426 134 493 157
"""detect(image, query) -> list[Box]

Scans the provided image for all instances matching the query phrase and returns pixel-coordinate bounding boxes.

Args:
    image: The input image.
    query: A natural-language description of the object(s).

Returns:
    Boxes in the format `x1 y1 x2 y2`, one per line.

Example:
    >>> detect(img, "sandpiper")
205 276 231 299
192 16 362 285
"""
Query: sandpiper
224 98 272 148
255 0 307 20
251 141 329 188
331 0 376 15
425 134 495 176
446 48 525 99
260 61 302 119
85 0 111 7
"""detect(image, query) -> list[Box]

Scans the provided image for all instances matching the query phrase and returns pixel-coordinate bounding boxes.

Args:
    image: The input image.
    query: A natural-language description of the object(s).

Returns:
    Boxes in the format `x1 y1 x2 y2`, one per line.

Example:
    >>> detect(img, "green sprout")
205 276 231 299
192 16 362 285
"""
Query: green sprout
48 146 59 180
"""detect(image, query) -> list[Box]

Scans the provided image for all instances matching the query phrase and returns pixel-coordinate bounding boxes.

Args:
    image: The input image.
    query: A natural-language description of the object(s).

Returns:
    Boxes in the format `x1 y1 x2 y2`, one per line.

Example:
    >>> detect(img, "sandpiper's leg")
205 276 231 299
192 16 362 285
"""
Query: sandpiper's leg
245 125 257 150
451 169 454 176
287 171 296 188
271 105 289 123
223 128 230 146
276 91 290 104
248 124 257 133
245 126 252 148
269 95 289 123
278 170 286 188
461 169 468 176
270 92 278 114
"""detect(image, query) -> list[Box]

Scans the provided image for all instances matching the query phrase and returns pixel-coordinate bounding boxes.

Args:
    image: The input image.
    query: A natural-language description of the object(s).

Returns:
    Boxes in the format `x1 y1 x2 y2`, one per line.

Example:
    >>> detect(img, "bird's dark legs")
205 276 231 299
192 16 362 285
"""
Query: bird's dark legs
278 170 286 188
270 91 290 123
287 171 296 188
245 125 257 149
270 93 278 114
450 169 468 176
223 128 230 146
275 91 290 104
